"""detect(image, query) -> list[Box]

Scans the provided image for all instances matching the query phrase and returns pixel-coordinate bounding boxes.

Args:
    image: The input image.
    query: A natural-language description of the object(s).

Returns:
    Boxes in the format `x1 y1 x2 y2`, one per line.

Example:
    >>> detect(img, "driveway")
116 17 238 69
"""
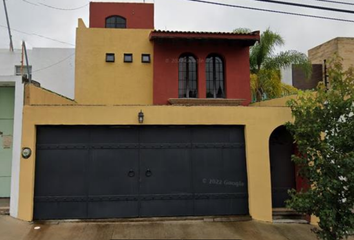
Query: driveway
1 215 352 240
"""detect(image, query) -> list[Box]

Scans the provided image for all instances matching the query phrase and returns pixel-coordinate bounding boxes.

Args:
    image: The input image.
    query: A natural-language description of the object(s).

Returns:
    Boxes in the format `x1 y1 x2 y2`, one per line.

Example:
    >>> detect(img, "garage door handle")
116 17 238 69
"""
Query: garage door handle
128 170 135 178
145 169 152 177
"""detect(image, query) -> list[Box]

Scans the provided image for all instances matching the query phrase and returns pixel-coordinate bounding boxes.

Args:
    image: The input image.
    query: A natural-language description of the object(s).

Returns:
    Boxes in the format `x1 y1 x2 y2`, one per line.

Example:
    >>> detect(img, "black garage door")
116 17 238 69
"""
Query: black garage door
34 126 248 220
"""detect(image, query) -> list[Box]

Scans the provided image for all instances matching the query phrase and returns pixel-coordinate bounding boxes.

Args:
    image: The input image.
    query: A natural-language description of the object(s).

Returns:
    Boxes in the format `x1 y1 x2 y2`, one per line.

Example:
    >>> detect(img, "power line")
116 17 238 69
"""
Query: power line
22 0 38 6
0 24 75 46
38 2 89 11
182 0 354 23
21 0 89 10
0 53 75 74
311 0 354 6
247 0 354 14
32 53 75 73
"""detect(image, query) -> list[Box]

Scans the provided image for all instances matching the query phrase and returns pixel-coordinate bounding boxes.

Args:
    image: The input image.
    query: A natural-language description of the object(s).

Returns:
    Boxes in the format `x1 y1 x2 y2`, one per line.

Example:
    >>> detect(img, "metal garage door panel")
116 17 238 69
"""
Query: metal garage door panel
35 126 90 220
88 127 140 218
88 149 139 218
139 148 193 217
35 126 249 219
34 149 88 219
139 127 193 217
191 126 249 216
90 126 139 144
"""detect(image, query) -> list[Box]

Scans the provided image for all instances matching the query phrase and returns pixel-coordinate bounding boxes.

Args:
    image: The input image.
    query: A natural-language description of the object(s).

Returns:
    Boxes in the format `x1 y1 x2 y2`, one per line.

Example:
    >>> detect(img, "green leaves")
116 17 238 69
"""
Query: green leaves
245 28 311 101
286 56 354 240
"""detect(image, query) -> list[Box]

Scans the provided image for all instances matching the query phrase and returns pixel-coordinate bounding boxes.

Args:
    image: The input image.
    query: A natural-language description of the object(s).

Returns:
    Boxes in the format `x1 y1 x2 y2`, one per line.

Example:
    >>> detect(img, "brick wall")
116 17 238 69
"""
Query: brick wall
308 37 354 70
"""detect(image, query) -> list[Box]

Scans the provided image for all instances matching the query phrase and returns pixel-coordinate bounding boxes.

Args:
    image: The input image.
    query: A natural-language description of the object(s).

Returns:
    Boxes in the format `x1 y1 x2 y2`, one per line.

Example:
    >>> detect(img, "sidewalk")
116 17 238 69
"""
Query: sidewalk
3 215 352 240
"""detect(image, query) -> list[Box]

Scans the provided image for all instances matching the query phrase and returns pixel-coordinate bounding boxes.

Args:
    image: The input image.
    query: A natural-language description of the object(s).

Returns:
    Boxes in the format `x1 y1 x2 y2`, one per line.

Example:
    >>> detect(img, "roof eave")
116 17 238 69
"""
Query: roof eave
149 31 260 45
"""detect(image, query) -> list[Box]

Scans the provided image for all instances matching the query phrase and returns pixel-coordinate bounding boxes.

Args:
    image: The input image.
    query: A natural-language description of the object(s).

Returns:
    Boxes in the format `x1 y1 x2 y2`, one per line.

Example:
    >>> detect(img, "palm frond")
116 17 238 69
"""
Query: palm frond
263 50 312 78
250 28 285 72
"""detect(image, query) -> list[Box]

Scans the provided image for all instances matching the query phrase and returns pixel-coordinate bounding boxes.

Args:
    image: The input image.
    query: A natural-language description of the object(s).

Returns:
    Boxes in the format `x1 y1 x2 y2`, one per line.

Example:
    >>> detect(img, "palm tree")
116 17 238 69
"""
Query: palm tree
235 28 311 101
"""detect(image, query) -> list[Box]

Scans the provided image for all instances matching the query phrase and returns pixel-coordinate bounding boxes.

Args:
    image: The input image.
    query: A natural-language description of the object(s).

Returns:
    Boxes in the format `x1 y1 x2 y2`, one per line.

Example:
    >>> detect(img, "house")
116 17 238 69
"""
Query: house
309 37 354 70
281 37 354 91
13 2 300 223
0 48 74 217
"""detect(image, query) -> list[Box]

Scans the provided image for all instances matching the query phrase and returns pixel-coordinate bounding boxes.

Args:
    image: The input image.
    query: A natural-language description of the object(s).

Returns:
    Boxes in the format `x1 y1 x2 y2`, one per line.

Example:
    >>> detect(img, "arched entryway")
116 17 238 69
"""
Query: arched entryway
269 126 296 208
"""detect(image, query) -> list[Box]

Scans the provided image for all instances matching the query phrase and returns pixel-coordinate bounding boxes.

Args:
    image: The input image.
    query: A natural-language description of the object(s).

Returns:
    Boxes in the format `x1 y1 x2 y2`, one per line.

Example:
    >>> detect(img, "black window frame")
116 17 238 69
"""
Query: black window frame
106 53 115 63
124 53 133 63
105 16 127 29
142 54 151 63
206 54 226 99
178 54 198 99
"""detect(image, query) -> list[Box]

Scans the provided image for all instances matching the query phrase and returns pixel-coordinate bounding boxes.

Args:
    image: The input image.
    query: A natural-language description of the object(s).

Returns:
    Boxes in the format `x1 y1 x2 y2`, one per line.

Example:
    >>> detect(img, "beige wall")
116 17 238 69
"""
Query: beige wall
18 104 292 222
75 19 154 105
24 84 76 105
337 38 354 70
309 37 354 70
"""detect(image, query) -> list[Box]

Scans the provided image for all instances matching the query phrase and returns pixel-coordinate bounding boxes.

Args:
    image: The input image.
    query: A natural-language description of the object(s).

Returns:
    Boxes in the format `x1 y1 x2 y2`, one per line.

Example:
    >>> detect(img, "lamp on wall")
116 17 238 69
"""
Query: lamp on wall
138 110 144 124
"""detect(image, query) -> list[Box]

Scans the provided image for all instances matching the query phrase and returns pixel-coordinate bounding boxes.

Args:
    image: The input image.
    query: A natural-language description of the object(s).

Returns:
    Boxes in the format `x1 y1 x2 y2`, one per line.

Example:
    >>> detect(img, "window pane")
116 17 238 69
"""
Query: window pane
179 55 197 98
142 54 150 63
124 54 133 63
106 53 115 62
206 55 225 98
15 65 32 76
106 16 126 28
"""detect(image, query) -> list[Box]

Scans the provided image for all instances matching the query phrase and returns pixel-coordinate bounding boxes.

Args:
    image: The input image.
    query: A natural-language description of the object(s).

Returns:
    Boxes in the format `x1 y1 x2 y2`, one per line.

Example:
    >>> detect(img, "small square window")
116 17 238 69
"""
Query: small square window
106 53 115 62
142 54 151 63
124 53 133 63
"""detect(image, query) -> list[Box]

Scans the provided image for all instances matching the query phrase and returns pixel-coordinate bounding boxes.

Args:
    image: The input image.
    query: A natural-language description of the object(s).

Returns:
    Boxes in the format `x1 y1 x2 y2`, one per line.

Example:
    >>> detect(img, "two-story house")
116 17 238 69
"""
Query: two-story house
12 2 298 223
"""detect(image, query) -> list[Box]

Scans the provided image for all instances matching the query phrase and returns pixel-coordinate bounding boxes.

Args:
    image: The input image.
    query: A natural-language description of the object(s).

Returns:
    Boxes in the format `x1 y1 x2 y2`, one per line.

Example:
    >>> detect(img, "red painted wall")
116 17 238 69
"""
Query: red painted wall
153 41 252 105
89 2 154 29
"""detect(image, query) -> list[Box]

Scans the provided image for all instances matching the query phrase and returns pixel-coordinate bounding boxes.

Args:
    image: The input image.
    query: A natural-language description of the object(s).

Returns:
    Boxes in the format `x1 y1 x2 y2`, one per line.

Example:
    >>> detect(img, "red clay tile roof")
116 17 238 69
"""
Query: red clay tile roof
149 30 260 45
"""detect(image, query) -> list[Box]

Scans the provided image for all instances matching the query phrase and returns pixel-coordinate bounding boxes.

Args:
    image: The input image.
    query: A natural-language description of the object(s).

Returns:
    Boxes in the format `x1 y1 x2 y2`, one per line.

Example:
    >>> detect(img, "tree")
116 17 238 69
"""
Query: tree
286 56 354 240
234 28 311 101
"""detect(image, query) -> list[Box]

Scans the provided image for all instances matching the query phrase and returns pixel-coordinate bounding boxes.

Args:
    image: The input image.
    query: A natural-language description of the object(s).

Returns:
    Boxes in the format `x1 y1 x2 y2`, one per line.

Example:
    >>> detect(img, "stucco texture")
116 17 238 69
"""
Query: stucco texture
75 20 153 105
18 103 292 222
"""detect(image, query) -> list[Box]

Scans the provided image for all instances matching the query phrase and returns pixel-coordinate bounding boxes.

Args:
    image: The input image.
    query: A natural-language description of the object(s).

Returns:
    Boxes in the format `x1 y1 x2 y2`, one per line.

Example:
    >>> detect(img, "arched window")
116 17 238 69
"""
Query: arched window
206 54 225 98
179 54 198 98
105 16 126 28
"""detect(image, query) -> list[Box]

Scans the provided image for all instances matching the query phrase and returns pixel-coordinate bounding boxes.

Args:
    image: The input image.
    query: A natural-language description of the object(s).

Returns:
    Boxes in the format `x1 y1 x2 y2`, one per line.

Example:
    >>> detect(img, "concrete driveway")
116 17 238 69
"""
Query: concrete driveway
1 215 353 240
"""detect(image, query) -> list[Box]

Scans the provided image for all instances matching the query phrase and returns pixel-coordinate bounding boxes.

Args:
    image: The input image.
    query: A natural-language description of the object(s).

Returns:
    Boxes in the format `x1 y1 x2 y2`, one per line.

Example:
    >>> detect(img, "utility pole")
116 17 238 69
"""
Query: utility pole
22 41 31 83
3 0 14 51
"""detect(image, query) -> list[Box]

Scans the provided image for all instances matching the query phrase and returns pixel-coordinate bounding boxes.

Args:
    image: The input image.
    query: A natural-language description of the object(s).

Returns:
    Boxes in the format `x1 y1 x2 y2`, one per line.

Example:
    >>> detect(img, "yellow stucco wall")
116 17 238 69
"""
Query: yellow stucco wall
18 105 292 222
24 84 76 105
250 95 297 107
309 37 354 70
75 19 154 105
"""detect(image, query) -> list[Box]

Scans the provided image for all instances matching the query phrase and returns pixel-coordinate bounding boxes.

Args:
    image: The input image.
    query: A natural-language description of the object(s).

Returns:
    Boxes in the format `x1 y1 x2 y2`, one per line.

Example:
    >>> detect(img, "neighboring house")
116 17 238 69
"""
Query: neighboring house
281 64 323 91
281 37 354 91
0 48 74 217
309 37 354 70
14 2 301 223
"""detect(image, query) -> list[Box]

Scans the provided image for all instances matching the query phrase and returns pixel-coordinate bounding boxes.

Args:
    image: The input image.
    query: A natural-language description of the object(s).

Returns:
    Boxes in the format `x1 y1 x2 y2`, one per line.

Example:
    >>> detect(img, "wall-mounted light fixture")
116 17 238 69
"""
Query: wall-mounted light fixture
138 110 144 124
22 147 32 159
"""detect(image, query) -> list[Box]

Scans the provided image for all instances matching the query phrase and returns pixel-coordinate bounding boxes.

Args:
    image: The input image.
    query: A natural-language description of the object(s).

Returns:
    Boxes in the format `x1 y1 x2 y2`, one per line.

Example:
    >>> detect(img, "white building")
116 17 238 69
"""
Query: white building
0 48 75 218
